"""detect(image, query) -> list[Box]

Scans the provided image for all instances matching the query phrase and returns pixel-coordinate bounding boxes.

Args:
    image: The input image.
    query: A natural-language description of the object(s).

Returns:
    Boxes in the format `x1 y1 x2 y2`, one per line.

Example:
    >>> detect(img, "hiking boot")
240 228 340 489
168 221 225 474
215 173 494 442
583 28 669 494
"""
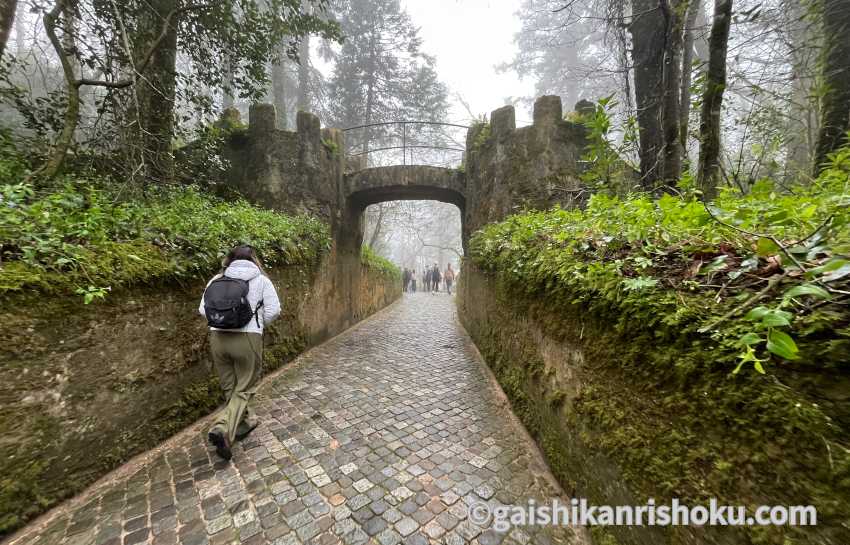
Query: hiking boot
235 420 259 442
208 429 232 461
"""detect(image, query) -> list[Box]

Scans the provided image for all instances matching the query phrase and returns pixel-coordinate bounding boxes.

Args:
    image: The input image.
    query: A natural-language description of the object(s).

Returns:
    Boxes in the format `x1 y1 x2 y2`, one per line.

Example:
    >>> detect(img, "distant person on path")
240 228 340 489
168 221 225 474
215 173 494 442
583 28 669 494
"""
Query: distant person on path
402 268 411 292
444 263 455 294
425 267 432 292
411 270 417 292
431 263 442 294
200 245 281 461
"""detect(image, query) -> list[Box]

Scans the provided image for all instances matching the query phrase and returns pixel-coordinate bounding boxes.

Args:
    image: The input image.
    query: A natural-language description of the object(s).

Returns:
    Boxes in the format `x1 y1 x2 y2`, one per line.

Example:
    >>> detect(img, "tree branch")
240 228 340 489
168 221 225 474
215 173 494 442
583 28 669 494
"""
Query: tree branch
75 3 211 89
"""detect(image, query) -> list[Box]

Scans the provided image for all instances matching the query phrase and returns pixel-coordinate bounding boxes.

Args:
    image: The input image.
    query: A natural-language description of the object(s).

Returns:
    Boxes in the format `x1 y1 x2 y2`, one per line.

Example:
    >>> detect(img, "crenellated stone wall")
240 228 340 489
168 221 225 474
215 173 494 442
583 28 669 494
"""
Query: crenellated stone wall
462 96 588 240
223 107 346 222
221 95 589 257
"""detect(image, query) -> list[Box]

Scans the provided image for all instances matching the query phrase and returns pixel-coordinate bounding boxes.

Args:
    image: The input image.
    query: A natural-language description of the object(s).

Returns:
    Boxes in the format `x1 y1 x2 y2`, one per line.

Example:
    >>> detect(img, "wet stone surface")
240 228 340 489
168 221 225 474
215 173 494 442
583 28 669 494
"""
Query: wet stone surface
10 294 585 545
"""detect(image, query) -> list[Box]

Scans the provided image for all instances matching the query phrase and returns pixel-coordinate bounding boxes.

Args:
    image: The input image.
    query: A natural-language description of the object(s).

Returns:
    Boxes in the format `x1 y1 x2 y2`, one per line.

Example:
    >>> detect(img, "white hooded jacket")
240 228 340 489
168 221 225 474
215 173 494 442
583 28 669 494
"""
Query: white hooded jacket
199 260 281 334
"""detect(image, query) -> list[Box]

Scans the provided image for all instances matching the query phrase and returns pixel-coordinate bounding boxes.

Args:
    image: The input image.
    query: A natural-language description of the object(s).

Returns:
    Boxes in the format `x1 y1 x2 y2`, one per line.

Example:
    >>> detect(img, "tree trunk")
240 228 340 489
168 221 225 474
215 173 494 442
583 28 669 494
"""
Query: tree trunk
222 58 235 110
814 0 850 172
784 0 818 177
697 0 732 199
362 24 378 159
272 50 288 128
136 0 178 185
679 0 702 154
0 0 16 58
297 33 310 112
41 0 79 178
630 0 667 188
368 203 385 249
660 0 686 187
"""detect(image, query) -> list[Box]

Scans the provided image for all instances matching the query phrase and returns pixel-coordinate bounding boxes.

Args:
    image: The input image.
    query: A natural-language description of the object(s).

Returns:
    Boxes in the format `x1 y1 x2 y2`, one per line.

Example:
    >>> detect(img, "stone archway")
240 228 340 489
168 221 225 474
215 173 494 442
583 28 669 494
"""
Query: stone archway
338 165 467 259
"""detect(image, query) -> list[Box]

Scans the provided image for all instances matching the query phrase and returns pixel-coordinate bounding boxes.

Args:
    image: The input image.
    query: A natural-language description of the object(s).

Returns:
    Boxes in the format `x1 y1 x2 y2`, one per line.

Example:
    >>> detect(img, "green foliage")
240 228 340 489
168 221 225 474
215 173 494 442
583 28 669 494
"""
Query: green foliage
0 181 330 298
321 138 339 155
0 130 30 182
174 122 246 188
577 95 639 192
75 285 111 305
470 150 850 375
465 149 850 537
361 245 401 279
471 122 492 152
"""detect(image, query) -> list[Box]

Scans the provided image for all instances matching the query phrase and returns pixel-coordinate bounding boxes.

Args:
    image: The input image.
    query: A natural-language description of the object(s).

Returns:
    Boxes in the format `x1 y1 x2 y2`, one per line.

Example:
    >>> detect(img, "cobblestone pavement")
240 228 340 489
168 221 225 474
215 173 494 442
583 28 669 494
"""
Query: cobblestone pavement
9 293 586 545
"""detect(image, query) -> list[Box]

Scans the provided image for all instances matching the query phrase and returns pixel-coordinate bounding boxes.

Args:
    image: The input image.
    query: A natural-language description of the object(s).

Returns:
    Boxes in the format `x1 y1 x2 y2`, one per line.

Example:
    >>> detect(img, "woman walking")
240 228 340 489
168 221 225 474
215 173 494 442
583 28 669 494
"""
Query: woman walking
199 245 281 461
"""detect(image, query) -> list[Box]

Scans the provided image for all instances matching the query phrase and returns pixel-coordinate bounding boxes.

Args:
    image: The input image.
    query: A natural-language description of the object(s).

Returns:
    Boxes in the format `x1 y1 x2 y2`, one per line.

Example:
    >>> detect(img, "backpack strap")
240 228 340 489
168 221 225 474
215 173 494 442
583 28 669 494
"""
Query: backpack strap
254 300 264 327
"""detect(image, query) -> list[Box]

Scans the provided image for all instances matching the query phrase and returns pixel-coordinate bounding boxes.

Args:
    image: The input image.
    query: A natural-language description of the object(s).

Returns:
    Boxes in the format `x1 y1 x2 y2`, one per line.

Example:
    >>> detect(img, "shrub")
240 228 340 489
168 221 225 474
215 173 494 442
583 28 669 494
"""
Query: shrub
0 182 330 298
361 245 401 279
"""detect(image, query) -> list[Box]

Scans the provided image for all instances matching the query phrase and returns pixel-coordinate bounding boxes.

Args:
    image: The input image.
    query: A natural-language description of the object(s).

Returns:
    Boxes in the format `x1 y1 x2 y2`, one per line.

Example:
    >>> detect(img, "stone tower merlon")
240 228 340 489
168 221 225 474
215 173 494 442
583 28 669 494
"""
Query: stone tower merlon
225 105 345 221
490 105 516 140
297 110 322 148
249 103 276 136
533 95 563 127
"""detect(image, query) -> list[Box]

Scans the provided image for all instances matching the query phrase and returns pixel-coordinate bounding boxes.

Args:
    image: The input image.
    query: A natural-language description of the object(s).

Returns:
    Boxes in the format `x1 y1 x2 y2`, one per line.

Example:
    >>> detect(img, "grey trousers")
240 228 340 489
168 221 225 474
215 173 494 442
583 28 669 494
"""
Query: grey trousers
209 331 263 443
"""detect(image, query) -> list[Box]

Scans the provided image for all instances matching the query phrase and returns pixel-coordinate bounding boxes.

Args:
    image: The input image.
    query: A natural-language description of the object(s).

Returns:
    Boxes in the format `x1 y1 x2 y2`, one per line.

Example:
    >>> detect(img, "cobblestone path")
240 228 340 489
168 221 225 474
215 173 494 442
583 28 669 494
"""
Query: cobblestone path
9 294 586 545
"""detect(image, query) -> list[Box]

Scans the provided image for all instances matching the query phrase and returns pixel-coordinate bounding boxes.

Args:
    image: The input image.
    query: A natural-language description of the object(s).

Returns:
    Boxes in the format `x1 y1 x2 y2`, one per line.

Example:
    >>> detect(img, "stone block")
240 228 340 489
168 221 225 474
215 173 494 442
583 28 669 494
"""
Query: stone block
249 103 276 136
574 99 595 118
490 105 515 140
216 107 242 130
533 95 563 127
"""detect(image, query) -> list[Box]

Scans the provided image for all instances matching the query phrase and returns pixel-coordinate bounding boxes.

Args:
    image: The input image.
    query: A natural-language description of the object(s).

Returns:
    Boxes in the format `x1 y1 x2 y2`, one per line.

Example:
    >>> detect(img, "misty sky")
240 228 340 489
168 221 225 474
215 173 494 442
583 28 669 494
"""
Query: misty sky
401 0 535 125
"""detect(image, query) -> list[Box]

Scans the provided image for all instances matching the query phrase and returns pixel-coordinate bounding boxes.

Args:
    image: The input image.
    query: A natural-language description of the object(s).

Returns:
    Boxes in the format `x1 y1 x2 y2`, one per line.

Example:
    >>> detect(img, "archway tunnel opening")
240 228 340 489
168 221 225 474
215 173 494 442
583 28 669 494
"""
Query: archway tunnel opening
336 183 466 296
362 199 464 288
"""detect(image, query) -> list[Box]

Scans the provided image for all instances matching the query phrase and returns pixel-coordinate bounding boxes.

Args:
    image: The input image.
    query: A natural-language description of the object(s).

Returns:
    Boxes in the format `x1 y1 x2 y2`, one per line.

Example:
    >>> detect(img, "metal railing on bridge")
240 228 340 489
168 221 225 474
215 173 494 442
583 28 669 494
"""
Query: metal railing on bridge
342 121 469 168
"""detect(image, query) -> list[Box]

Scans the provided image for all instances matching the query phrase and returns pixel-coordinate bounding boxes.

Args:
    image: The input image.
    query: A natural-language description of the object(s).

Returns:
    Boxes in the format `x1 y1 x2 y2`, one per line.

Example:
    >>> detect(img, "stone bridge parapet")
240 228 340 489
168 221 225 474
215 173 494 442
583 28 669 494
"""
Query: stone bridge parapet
344 165 466 208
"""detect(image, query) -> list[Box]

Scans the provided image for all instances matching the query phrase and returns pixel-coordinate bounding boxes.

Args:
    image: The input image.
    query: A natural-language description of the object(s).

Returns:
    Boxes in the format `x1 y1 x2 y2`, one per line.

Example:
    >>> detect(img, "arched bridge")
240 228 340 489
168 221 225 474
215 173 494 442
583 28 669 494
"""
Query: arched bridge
344 165 466 210
340 120 468 212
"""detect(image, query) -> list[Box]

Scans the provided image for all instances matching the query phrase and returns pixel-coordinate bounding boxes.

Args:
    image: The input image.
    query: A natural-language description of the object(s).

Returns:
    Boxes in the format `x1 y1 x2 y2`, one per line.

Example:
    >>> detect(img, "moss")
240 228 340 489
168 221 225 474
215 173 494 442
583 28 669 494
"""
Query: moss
0 459 50 534
264 334 308 372
459 267 850 544
322 138 340 156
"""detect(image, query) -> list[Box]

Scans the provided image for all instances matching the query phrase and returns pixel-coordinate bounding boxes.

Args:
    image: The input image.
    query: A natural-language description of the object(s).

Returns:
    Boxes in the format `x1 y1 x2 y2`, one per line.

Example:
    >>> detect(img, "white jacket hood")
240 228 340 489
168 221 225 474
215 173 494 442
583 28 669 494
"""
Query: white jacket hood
224 259 261 281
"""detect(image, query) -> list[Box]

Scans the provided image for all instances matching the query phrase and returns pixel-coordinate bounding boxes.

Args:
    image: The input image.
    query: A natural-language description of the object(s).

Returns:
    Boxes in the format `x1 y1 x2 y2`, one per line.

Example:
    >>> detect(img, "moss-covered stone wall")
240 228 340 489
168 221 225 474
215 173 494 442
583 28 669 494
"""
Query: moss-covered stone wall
458 264 847 545
0 252 399 535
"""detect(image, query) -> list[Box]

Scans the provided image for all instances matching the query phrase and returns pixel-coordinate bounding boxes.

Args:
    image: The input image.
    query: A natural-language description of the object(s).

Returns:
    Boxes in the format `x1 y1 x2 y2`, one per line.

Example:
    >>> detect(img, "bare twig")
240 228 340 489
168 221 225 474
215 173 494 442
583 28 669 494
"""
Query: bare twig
698 272 786 333
702 201 848 295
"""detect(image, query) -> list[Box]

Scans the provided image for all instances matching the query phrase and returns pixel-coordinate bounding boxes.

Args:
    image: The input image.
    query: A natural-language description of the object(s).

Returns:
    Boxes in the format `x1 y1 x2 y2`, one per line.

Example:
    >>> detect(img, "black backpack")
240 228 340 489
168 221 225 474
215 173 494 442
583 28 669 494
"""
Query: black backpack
203 276 263 329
